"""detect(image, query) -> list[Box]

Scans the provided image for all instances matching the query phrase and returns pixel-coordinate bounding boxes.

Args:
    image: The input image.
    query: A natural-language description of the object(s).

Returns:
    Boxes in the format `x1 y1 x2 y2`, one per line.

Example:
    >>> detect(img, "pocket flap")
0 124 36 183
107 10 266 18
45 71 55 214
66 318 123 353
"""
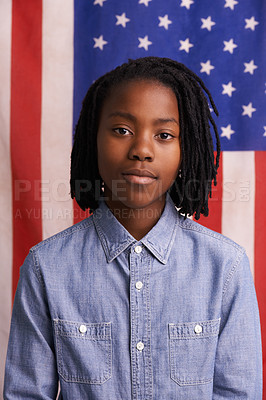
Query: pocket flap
169 318 220 340
54 319 111 340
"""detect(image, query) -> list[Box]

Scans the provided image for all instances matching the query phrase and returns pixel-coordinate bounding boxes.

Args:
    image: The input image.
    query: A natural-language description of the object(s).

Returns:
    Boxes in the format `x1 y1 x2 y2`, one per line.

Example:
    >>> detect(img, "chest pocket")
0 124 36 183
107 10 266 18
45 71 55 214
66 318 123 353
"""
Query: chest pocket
53 319 112 384
168 318 220 386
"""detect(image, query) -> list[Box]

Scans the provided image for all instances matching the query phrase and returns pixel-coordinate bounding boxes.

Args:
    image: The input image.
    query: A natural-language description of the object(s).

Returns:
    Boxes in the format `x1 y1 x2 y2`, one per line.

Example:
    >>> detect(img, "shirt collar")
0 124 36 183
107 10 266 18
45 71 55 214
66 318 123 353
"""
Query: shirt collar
93 194 178 264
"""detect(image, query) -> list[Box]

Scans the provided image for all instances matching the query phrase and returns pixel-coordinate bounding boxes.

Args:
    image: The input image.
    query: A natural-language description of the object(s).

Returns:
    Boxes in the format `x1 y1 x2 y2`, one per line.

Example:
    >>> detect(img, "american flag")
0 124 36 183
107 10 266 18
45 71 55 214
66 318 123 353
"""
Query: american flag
0 0 265 395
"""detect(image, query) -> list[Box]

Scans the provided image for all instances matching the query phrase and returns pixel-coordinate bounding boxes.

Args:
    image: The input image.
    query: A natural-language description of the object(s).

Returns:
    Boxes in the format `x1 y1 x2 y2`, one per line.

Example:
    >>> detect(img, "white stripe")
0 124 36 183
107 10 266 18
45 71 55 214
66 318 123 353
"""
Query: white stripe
41 0 74 239
222 151 255 276
0 0 12 391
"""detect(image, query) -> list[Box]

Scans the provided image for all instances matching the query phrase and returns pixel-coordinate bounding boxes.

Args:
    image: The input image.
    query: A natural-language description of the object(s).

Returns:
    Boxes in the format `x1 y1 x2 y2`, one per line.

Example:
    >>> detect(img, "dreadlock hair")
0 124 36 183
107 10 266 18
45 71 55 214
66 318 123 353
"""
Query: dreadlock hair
70 56 221 220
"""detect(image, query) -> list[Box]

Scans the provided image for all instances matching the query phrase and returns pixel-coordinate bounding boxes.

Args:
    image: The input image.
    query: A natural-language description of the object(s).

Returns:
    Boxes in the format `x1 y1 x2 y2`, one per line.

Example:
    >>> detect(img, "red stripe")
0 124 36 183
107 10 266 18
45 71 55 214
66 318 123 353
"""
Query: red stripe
11 0 43 298
194 152 223 233
254 151 266 399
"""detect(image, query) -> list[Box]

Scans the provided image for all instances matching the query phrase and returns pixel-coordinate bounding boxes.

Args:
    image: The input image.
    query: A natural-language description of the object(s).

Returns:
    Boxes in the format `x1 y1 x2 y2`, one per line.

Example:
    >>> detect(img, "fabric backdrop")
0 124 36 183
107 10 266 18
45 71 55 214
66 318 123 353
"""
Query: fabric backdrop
0 0 265 396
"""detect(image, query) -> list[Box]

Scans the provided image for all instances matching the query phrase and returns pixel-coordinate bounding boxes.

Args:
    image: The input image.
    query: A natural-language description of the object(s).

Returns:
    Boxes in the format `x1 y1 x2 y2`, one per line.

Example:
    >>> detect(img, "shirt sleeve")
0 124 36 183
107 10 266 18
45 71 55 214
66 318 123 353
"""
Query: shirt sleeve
213 251 262 399
3 250 59 399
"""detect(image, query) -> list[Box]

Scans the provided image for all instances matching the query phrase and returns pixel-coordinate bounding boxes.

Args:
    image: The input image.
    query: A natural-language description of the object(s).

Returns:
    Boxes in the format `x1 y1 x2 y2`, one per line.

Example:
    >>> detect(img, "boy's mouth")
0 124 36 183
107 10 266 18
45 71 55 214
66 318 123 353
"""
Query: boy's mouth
122 169 157 185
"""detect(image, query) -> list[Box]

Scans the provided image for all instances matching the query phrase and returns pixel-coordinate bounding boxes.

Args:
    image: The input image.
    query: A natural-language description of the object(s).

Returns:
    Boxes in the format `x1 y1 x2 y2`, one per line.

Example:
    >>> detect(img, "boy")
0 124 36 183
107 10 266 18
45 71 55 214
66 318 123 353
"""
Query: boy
4 57 262 399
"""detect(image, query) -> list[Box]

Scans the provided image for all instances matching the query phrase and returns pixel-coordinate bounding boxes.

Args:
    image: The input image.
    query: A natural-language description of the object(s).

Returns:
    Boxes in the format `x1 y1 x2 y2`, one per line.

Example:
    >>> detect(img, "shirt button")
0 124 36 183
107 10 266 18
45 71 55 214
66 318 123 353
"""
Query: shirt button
135 281 143 290
136 341 144 351
194 324 203 334
79 324 87 334
134 245 142 254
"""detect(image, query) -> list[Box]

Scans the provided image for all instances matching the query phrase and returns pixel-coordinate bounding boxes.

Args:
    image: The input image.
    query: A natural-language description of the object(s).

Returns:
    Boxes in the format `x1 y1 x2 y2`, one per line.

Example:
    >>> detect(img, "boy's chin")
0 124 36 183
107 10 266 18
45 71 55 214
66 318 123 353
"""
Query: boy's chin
105 194 166 212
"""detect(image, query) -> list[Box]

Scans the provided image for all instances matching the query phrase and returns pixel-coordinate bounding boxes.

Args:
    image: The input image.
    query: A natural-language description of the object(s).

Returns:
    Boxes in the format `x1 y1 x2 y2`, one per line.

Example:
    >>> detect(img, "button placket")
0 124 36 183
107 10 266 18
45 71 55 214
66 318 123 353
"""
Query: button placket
130 244 153 399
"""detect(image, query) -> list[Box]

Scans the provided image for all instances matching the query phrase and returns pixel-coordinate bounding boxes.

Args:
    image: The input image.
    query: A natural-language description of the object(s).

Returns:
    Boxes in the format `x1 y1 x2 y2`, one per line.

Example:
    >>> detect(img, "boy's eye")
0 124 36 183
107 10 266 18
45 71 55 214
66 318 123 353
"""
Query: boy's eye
158 132 174 140
114 128 131 136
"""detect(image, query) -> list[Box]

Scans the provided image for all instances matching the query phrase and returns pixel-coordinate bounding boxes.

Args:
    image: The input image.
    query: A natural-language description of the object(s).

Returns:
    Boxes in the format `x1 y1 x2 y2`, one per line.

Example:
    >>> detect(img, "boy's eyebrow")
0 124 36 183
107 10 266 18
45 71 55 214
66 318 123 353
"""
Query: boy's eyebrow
107 112 179 125
154 117 179 126
107 112 136 122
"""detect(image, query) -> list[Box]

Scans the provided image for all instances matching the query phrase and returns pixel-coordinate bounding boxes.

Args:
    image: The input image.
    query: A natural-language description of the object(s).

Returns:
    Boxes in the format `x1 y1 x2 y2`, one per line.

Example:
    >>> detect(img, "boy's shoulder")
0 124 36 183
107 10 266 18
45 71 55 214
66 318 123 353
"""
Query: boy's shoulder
175 210 245 254
31 215 95 252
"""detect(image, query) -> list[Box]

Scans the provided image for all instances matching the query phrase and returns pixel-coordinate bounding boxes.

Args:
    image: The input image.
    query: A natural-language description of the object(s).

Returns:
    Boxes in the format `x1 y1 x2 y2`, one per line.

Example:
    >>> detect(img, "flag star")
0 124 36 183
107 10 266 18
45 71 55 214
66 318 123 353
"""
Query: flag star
242 102 256 118
221 124 235 140
158 14 172 30
116 13 130 28
93 35 108 50
93 0 107 6
223 38 238 54
139 0 152 6
263 127 266 137
201 16 216 31
179 38 194 53
222 81 236 97
200 60 215 75
224 0 238 10
245 16 259 31
244 60 258 75
180 0 194 10
138 35 152 51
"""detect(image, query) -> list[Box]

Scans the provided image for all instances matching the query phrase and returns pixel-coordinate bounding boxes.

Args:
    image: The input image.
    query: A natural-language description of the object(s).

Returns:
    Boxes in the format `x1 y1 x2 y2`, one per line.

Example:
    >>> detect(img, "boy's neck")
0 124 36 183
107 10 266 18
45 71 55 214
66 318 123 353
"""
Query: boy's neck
105 197 166 241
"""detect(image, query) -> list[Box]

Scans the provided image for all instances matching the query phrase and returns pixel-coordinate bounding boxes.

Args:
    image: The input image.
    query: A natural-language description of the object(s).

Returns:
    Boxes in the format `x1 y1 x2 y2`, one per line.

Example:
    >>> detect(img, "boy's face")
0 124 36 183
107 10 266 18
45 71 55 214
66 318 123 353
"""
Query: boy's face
97 79 181 211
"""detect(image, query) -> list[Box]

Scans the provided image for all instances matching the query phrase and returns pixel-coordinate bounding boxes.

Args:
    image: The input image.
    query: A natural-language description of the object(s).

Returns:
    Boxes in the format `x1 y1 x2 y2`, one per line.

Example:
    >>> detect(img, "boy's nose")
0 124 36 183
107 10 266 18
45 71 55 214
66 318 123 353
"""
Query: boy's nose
128 136 154 162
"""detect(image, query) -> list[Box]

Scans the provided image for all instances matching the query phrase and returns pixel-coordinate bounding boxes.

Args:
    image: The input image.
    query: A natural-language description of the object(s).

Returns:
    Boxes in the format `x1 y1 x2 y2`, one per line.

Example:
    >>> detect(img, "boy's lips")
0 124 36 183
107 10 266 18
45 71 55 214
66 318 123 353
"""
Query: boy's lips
122 168 158 185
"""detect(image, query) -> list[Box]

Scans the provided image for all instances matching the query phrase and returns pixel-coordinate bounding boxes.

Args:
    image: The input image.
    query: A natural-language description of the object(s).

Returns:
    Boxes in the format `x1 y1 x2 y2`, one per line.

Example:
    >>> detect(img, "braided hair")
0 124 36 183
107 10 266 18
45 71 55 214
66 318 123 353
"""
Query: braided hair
70 56 220 219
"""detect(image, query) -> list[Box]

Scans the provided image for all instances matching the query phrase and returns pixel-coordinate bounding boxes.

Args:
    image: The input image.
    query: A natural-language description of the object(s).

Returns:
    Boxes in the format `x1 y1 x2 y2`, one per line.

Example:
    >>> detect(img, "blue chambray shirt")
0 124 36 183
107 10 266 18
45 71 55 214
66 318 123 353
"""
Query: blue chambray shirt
4 195 262 399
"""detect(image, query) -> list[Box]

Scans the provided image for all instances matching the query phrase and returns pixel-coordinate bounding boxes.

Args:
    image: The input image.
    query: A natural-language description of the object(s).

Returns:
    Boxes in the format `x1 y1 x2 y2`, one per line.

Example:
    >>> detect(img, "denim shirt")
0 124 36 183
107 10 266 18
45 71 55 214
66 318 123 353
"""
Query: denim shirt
4 195 262 399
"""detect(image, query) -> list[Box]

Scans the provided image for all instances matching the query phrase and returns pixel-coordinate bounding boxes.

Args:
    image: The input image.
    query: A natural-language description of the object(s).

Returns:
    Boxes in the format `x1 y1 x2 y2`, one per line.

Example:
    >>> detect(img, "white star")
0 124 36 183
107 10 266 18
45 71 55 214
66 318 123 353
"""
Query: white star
179 38 194 53
93 35 108 50
242 102 256 118
200 60 215 75
116 13 130 28
244 60 258 75
221 124 235 140
222 81 236 97
158 15 172 30
93 0 107 6
180 0 194 10
201 16 216 31
138 35 152 51
223 38 238 54
263 127 266 137
245 16 259 31
224 0 238 10
139 0 152 6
